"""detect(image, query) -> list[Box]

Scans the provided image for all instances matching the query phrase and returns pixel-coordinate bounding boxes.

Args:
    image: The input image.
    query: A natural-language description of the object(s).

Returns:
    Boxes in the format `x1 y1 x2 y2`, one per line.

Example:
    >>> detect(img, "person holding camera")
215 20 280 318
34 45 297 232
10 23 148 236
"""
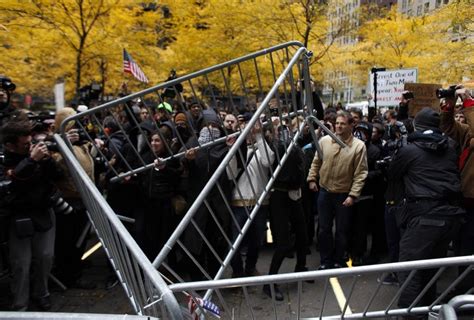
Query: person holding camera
388 107 465 309
0 120 61 311
439 86 474 294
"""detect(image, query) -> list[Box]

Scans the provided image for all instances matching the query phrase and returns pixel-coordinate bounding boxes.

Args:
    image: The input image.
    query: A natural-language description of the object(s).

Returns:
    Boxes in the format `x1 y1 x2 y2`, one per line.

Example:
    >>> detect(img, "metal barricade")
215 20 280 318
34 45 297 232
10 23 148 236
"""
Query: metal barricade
0 312 159 320
168 256 474 319
55 41 333 318
54 41 473 320
54 136 182 319
430 295 474 320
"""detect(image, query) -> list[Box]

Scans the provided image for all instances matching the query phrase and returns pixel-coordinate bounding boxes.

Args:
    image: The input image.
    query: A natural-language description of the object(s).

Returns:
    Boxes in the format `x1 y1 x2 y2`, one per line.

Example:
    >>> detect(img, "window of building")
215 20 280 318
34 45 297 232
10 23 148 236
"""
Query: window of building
417 5 422 15
443 0 449 4
402 0 407 9
424 2 430 13
435 0 441 7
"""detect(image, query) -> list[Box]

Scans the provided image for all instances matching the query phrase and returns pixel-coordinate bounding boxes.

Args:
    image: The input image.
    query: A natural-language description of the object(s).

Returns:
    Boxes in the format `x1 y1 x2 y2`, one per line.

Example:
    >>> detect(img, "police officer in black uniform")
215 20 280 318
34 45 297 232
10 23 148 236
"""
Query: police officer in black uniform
388 107 465 311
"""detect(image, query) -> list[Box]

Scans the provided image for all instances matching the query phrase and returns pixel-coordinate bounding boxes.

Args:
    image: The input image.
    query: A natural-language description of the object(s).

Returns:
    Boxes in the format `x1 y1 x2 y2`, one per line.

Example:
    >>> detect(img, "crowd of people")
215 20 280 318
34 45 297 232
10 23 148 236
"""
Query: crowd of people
0 77 473 315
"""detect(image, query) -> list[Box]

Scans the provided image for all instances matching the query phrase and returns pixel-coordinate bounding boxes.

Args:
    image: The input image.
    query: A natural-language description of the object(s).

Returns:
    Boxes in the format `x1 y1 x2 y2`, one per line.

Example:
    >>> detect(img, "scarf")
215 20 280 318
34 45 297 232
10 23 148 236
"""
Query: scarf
198 127 221 145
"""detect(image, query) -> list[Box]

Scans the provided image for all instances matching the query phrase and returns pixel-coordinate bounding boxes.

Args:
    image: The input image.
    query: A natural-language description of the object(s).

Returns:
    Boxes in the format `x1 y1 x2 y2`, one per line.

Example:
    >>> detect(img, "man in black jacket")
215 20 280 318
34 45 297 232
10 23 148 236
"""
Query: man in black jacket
388 108 465 310
0 120 60 311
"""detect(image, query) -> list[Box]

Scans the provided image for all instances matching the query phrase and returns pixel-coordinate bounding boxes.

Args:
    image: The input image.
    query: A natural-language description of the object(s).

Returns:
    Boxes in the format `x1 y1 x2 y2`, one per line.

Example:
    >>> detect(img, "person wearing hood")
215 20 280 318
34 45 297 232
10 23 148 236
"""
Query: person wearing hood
388 107 465 310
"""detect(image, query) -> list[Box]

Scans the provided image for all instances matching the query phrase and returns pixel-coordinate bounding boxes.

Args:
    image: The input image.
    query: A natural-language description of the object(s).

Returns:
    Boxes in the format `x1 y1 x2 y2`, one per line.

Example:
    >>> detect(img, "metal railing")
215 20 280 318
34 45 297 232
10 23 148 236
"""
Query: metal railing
53 135 182 319
168 256 474 319
54 41 474 320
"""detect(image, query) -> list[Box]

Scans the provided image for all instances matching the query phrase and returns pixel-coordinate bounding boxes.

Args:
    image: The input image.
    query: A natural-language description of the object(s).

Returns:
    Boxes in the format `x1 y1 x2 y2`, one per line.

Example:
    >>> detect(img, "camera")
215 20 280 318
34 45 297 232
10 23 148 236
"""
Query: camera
402 91 414 100
375 156 393 170
50 190 74 215
0 75 16 92
0 75 16 116
436 85 457 99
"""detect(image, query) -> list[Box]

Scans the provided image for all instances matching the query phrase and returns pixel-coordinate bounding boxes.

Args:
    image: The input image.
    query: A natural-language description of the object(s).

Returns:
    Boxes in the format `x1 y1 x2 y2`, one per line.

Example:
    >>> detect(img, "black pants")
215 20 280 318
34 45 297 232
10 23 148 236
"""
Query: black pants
398 215 460 308
350 198 373 259
268 190 307 275
53 200 89 285
317 189 352 266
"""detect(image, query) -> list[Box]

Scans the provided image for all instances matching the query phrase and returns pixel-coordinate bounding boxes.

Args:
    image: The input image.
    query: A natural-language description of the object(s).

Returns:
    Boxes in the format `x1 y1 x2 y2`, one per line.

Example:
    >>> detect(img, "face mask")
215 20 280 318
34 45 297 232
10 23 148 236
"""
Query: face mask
176 126 190 141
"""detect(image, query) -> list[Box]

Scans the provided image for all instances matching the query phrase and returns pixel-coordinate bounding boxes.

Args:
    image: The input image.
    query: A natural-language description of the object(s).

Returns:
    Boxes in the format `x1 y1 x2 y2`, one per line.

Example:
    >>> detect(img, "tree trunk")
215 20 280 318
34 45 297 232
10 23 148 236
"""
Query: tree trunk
75 50 82 97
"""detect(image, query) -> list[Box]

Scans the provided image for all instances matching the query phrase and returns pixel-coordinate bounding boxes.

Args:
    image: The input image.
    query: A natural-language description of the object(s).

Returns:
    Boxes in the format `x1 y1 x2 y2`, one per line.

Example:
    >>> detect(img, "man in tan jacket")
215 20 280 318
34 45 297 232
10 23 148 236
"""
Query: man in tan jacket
307 111 368 269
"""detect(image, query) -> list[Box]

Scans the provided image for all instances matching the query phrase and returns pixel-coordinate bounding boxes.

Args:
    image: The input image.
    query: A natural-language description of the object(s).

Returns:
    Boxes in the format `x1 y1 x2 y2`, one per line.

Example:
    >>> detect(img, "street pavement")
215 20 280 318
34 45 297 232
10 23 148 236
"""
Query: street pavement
0 237 466 319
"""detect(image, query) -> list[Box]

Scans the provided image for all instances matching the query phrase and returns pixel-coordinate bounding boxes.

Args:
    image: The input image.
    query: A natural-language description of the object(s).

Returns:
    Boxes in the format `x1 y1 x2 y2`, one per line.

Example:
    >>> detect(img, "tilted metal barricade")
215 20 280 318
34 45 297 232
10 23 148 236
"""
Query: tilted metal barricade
53 41 474 319
432 294 474 320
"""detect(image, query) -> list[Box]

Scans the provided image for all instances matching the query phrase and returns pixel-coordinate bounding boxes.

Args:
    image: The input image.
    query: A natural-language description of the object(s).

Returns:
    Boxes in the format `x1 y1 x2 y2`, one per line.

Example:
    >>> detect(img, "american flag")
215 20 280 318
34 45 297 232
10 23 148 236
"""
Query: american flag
187 295 220 319
123 49 149 83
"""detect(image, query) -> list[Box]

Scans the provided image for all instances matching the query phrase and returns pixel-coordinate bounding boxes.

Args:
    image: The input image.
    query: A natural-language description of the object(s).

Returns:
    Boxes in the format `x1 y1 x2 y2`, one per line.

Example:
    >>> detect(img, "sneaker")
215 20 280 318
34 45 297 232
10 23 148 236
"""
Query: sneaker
377 273 399 286
262 284 284 301
317 264 332 271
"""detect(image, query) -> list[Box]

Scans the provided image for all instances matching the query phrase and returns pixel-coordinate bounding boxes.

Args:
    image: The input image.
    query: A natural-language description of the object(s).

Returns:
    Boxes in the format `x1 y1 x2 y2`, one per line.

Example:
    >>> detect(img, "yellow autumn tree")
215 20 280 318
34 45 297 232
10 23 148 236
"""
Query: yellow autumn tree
0 0 169 99
350 3 473 87
162 0 344 99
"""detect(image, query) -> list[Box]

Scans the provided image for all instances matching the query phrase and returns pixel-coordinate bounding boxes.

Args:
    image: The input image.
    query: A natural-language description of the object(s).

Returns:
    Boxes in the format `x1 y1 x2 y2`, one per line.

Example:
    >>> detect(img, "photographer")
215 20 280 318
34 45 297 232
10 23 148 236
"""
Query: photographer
388 107 465 309
0 120 61 311
439 86 474 294
49 107 96 289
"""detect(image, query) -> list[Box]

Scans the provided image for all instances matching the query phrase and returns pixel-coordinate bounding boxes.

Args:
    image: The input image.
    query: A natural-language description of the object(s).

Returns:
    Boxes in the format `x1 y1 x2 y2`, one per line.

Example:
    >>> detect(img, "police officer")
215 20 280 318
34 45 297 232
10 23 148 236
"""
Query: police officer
388 107 465 309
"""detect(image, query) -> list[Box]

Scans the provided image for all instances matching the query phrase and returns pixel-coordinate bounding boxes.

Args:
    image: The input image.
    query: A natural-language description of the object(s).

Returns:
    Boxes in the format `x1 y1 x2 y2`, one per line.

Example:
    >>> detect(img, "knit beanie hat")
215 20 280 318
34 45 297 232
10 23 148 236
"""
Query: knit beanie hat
174 112 187 124
202 109 220 126
414 107 440 131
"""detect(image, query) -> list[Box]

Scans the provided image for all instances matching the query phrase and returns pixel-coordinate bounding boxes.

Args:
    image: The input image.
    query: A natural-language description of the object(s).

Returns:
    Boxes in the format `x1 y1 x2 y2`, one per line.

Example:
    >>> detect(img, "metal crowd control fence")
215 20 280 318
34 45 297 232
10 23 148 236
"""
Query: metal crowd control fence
53 41 474 319
167 257 474 319
0 313 159 320
431 295 474 320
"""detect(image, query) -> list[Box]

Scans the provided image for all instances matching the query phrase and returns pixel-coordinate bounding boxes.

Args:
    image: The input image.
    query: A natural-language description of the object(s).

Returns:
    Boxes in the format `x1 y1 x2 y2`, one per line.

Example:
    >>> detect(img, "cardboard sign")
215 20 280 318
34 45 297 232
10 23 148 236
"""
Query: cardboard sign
404 83 441 117
368 68 418 107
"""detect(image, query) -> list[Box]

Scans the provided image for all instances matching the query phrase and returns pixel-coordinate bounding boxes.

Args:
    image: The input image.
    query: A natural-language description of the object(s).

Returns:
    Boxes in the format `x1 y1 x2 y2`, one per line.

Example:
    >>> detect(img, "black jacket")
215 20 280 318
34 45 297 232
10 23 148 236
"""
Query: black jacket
140 150 181 200
272 128 305 191
0 151 61 229
361 142 382 197
388 130 463 215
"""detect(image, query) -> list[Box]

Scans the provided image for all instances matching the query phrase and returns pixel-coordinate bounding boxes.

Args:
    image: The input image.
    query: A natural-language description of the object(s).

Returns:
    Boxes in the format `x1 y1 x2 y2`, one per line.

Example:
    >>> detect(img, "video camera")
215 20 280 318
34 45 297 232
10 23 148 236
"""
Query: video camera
436 85 457 99
0 76 16 92
0 75 16 119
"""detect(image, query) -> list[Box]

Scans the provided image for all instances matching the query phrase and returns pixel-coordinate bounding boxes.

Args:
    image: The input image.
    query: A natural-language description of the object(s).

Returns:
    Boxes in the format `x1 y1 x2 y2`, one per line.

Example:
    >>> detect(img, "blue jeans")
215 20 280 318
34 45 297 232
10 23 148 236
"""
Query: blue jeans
230 205 267 274
317 189 352 266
